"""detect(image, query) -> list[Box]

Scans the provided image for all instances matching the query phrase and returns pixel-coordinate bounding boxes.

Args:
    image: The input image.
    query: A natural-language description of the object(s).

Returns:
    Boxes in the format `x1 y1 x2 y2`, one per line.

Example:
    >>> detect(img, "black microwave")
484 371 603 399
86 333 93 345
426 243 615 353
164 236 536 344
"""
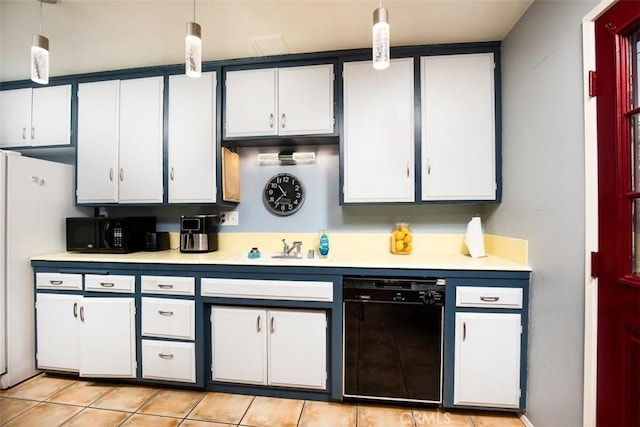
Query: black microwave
66 217 156 253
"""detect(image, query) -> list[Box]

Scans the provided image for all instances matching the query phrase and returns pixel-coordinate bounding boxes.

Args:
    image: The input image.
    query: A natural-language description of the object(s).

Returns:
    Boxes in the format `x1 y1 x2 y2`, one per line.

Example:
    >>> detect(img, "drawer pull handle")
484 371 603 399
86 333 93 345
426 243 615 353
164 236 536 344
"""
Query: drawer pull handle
100 282 115 287
73 302 78 318
480 296 500 302
157 284 174 289
80 306 85 322
158 310 174 316
256 315 261 333
158 353 174 360
463 322 467 341
270 316 275 334
49 280 63 285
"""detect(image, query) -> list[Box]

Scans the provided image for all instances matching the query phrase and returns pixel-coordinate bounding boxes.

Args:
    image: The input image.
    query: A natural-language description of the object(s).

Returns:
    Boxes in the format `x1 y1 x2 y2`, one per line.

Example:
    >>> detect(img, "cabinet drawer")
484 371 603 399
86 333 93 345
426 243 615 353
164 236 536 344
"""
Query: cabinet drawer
456 286 522 309
85 274 135 293
141 297 195 340
36 273 82 290
201 278 333 302
141 276 195 296
141 340 195 383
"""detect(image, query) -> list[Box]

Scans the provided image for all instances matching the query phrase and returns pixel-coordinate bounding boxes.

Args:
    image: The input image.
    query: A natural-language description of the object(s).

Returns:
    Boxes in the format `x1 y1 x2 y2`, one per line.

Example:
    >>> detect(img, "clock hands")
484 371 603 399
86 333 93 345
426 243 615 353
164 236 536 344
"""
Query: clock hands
277 184 287 196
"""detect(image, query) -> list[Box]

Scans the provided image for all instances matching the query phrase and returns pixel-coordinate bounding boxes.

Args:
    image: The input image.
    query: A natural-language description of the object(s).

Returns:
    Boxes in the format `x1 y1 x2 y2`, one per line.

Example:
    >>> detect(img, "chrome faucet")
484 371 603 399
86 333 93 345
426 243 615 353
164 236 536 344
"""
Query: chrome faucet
280 239 303 257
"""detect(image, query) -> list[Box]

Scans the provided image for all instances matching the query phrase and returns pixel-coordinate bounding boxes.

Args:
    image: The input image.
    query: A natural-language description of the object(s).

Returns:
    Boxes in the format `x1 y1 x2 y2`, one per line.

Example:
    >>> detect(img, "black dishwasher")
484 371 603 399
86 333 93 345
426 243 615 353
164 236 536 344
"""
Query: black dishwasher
343 276 445 404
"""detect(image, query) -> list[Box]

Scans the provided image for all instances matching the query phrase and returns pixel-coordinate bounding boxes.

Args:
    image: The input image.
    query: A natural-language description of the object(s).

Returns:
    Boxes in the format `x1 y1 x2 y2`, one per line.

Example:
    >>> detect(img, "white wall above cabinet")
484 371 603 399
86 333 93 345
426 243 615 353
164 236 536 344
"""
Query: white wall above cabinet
421 53 496 201
0 85 71 148
168 72 218 203
224 64 334 138
342 58 415 203
76 76 164 204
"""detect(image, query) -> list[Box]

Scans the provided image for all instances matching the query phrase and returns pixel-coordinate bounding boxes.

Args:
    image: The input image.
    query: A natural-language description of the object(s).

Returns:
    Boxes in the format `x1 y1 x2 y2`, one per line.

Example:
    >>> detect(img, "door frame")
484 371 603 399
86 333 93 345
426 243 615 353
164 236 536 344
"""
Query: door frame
582 1 621 426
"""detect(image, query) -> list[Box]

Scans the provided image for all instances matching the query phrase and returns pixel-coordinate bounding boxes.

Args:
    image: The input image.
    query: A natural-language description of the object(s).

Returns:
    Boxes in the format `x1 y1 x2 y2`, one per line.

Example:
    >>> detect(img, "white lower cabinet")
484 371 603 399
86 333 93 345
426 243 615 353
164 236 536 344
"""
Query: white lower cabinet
211 306 326 390
36 294 136 378
79 298 136 378
142 340 195 383
36 293 82 372
140 286 197 384
453 312 521 408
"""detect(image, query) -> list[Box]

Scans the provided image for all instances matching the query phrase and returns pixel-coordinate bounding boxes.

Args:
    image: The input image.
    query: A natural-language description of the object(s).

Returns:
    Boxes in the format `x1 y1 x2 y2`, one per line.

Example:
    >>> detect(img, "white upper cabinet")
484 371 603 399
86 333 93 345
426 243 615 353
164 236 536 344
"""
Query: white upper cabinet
224 64 334 138
76 77 164 204
342 58 415 203
421 53 496 201
0 85 71 148
168 72 217 203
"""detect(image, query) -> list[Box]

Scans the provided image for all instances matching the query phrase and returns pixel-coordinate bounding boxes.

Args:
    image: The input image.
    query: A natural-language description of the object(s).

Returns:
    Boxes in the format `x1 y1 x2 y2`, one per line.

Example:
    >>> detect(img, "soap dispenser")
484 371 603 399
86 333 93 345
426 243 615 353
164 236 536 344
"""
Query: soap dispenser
318 229 330 258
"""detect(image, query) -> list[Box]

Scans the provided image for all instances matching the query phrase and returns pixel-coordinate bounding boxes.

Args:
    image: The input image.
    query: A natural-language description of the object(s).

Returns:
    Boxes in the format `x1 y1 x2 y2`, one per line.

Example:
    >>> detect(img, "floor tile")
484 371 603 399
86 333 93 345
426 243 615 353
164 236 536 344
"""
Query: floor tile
471 413 524 427
240 396 304 427
62 407 131 426
90 385 159 412
121 413 182 427
357 404 415 427
0 398 39 424
48 380 113 406
298 400 357 427
3 402 83 427
181 420 238 427
413 409 472 426
187 392 254 424
138 389 205 418
3 374 75 401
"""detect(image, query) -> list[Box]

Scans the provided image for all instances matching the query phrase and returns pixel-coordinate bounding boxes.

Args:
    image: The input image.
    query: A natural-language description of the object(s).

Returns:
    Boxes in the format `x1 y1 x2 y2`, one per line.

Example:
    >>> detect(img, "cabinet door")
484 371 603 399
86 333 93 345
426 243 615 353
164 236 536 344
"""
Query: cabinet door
168 72 217 203
211 306 267 385
224 68 277 137
421 53 496 201
454 312 521 408
79 297 136 378
0 88 32 148
278 65 334 136
118 76 164 203
31 85 71 147
35 293 81 372
342 58 415 203
76 80 120 204
268 309 326 389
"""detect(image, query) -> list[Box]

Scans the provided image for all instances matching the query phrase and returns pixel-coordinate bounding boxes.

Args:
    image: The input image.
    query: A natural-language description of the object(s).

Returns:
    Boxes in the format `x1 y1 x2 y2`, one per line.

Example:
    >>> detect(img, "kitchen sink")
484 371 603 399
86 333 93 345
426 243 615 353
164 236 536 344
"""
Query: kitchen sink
224 252 334 262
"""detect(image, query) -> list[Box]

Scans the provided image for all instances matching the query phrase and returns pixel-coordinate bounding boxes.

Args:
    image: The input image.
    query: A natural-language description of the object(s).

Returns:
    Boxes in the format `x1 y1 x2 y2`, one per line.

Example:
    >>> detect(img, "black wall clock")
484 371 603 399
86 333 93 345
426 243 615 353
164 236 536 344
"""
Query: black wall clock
263 173 305 216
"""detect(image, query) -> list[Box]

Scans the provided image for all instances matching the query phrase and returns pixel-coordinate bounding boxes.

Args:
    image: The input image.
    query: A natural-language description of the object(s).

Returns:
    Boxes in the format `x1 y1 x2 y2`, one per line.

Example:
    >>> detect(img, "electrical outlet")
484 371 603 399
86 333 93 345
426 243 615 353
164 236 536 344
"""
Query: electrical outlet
219 211 239 226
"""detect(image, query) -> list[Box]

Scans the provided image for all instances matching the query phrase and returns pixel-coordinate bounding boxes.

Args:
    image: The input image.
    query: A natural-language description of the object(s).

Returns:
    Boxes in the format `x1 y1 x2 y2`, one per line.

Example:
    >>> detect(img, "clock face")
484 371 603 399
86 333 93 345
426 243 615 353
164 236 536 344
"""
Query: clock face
263 173 305 216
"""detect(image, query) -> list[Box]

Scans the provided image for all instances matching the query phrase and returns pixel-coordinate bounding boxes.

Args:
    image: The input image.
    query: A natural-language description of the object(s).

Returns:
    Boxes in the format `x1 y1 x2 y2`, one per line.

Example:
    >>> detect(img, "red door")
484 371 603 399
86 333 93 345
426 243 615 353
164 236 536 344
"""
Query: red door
595 1 640 426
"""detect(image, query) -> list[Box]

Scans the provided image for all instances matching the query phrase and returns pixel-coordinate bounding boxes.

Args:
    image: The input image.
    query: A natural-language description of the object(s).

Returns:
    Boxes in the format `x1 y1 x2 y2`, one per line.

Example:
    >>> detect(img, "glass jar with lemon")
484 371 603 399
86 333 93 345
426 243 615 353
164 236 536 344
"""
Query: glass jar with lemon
390 222 412 254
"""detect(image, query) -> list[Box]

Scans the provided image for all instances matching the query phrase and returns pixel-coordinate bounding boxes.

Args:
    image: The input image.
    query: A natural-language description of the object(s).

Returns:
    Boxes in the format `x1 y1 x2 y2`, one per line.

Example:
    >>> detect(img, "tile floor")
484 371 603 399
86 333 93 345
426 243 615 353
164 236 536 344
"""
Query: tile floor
0 374 525 427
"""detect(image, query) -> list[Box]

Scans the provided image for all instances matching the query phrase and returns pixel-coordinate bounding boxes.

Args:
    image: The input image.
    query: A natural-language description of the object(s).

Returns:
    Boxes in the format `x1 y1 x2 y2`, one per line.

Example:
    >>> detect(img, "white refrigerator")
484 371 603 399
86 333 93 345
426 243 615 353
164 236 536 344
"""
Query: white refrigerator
0 150 86 388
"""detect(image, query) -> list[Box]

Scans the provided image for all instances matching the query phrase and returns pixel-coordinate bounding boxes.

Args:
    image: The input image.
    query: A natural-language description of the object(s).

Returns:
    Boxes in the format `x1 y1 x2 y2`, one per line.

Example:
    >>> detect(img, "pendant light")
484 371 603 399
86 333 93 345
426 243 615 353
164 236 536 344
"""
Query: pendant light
372 0 390 70
185 0 202 78
31 0 49 85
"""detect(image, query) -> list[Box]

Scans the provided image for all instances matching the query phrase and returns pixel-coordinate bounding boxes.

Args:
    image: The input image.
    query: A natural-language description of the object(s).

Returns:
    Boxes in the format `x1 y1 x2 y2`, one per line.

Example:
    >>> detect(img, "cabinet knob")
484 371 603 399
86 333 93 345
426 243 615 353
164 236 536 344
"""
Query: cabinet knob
73 302 78 318
170 167 174 181
119 169 124 182
22 127 26 140
281 113 286 129
109 168 114 181
270 316 275 334
269 113 274 128
256 315 261 332
31 127 35 140
79 306 85 322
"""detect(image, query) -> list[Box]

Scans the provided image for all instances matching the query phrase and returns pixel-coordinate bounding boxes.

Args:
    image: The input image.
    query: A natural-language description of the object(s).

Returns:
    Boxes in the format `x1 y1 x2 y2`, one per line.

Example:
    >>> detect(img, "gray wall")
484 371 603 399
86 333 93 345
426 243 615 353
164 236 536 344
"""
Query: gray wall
484 0 598 425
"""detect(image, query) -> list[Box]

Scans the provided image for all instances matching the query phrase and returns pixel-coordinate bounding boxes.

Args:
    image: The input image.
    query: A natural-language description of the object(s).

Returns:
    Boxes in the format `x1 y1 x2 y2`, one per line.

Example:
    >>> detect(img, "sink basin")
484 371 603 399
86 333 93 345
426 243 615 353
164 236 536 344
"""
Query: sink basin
225 252 334 262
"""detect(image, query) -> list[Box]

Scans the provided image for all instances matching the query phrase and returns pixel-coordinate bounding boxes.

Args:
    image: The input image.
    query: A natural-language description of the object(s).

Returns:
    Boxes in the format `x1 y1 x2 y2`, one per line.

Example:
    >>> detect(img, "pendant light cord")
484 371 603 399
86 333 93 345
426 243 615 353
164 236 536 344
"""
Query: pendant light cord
39 0 43 34
193 0 196 22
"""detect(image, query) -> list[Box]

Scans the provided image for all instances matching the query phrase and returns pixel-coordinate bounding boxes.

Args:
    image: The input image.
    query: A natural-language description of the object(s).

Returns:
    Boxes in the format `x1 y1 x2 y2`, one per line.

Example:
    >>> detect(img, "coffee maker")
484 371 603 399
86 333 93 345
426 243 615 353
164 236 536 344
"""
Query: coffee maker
180 215 219 253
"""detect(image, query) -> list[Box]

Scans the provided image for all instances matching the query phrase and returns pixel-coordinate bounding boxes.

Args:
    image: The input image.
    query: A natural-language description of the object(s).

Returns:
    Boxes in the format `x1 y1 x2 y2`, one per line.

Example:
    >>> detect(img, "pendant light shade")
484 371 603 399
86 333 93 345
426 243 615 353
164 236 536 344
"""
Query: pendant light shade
372 6 390 70
31 0 49 85
31 34 49 84
185 21 201 78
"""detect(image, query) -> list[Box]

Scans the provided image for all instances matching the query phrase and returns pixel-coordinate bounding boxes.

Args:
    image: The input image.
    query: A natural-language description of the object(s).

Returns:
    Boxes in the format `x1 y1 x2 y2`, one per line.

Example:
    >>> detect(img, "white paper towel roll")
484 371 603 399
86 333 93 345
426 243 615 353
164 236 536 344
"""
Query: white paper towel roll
464 216 486 258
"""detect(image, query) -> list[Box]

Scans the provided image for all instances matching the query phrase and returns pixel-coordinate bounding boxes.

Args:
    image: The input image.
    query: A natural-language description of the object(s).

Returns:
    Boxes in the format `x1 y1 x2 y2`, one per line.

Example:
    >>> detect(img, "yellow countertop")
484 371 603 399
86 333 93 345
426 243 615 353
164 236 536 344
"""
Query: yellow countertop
31 232 531 272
